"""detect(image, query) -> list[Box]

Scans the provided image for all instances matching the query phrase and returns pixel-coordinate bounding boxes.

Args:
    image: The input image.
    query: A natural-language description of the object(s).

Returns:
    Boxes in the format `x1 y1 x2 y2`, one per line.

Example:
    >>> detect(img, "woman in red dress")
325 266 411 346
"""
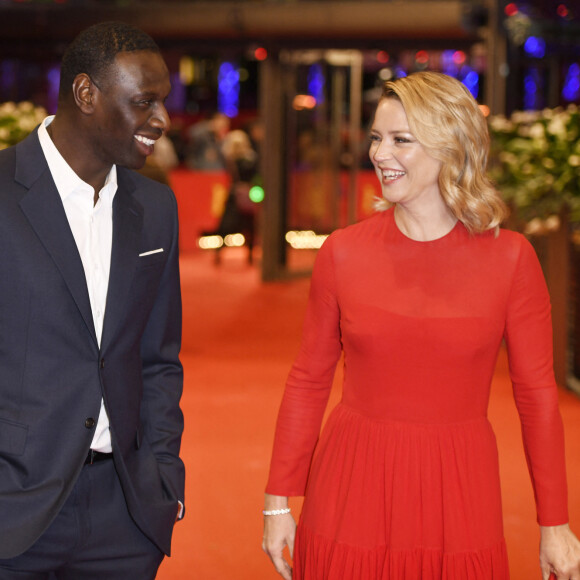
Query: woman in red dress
262 71 580 579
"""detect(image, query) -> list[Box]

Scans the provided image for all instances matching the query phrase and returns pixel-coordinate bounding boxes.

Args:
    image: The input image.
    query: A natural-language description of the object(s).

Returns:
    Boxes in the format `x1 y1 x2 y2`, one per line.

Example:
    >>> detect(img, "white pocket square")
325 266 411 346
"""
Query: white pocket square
139 248 164 257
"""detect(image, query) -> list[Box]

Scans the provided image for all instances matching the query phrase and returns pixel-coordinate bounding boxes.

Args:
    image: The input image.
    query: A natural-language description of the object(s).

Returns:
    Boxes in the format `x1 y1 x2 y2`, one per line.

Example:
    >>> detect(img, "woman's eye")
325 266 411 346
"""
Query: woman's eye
369 134 381 143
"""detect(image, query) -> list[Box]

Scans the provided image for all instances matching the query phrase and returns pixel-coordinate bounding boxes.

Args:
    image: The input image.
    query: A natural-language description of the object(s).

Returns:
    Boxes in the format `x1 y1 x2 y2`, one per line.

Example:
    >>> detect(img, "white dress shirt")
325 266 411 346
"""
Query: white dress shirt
38 116 115 453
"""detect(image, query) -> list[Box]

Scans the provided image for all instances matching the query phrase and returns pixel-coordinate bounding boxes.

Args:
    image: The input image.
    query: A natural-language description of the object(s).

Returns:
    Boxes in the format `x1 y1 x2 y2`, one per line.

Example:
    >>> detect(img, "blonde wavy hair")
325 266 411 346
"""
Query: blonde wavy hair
375 71 508 234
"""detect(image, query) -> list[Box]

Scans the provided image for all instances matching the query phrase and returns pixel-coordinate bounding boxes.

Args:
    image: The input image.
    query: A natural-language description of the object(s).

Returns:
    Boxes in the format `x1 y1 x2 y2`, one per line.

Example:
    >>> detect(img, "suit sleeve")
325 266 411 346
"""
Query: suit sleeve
504 236 568 526
139 189 185 505
266 233 342 496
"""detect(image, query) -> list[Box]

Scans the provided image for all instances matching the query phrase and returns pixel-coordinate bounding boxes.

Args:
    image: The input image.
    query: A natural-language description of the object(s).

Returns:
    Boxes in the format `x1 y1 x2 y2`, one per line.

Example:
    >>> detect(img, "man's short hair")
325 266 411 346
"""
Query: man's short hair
59 21 160 97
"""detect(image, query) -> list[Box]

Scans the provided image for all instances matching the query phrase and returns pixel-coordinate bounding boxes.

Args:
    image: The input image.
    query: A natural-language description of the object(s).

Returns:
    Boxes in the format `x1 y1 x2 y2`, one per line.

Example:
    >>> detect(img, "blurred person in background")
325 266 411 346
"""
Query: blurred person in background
215 128 260 264
185 111 230 171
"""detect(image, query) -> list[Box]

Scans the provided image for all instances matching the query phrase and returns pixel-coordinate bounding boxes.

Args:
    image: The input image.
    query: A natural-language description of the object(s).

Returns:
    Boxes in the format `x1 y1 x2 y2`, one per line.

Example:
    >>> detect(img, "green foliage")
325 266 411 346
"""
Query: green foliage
488 105 580 223
0 101 47 149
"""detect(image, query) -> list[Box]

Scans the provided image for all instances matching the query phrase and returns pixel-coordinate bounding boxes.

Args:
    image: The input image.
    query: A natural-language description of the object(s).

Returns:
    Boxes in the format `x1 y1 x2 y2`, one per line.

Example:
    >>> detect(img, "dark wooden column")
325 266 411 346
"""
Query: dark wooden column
544 213 570 387
259 53 288 282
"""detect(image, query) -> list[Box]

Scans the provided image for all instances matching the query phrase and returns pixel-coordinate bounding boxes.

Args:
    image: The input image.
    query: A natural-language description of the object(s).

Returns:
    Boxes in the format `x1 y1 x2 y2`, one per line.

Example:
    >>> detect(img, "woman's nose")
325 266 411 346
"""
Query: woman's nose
372 141 393 162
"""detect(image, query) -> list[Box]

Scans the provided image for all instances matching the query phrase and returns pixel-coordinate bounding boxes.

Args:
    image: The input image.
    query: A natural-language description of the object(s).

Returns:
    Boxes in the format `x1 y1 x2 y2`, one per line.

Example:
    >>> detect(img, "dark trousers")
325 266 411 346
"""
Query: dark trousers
0 458 164 580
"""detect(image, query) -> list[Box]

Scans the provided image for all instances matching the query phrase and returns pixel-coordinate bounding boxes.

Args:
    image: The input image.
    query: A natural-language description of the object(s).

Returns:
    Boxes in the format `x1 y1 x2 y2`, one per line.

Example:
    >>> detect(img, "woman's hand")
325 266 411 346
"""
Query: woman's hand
262 494 296 580
540 523 580 579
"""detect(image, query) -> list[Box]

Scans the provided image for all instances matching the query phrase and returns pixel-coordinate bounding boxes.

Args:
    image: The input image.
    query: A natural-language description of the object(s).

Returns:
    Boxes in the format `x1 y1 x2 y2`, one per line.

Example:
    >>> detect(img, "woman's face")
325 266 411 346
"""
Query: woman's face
369 98 442 210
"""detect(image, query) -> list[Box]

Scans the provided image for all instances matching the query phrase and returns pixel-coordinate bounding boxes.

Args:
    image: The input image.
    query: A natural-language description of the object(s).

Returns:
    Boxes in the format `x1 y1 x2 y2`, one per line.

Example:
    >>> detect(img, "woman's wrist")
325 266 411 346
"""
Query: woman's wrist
540 523 570 535
264 492 289 511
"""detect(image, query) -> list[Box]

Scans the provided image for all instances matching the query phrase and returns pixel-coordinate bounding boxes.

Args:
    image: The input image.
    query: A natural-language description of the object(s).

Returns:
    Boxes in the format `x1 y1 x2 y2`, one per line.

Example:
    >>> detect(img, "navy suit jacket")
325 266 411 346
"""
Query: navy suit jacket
0 129 185 558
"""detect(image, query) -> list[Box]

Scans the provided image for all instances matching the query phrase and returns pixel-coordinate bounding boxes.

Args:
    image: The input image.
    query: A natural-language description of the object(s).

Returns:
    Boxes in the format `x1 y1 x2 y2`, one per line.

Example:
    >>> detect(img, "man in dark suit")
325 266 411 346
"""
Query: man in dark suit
0 21 185 579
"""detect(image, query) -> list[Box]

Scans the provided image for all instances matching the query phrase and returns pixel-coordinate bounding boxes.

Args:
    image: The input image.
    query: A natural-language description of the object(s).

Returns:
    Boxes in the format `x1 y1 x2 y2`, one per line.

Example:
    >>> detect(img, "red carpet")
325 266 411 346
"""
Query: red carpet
157 248 580 580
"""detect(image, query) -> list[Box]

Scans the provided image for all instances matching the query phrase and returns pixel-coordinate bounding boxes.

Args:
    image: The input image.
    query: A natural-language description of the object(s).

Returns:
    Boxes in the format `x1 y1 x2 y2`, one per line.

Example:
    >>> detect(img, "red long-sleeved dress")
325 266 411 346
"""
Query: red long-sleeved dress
266 208 568 579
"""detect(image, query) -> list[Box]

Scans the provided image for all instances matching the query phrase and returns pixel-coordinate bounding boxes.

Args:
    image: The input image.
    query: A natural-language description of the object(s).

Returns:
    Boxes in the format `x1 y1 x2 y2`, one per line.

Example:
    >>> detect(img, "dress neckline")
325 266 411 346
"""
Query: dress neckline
389 208 462 244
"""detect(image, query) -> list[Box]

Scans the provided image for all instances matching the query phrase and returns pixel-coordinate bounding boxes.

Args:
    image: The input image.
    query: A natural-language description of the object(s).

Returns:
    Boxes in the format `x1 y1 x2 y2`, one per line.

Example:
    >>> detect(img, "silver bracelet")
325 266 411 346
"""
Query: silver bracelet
262 507 291 516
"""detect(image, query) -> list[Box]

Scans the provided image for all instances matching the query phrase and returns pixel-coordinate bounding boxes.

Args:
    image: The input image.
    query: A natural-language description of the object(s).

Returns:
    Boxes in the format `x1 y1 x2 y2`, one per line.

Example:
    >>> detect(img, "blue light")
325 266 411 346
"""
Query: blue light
524 36 546 59
524 68 542 110
460 68 479 99
307 63 325 104
441 50 458 77
563 63 580 102
218 62 240 118
165 72 187 114
46 65 60 114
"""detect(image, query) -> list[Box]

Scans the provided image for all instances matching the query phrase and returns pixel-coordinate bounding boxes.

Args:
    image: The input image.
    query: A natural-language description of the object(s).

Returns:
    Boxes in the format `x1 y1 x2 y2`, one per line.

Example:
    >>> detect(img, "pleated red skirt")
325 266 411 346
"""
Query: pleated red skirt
293 403 510 579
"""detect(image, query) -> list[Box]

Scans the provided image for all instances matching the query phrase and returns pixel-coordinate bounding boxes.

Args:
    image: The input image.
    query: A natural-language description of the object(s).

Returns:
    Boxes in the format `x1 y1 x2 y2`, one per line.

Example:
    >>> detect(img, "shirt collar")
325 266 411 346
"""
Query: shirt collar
38 115 117 205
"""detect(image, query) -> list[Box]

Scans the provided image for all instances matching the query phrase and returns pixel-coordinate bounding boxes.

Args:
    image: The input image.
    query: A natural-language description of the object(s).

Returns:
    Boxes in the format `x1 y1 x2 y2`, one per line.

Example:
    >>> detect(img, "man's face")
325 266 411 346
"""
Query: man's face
90 50 171 170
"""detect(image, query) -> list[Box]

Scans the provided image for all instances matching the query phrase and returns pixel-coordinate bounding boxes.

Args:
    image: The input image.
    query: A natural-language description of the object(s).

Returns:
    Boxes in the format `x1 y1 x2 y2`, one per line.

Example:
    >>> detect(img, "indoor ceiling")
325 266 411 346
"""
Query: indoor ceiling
0 1 484 54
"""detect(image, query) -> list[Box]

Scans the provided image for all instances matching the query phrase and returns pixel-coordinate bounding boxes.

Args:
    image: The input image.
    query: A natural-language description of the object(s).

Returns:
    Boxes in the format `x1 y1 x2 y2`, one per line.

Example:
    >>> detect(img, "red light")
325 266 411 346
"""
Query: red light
377 51 389 64
415 50 429 64
504 3 519 17
254 47 268 61
452 50 466 65
557 4 569 17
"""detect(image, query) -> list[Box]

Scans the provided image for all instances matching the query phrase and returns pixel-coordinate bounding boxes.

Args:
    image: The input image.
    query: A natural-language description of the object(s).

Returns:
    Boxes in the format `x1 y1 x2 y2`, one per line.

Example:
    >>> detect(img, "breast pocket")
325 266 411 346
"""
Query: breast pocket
138 250 166 269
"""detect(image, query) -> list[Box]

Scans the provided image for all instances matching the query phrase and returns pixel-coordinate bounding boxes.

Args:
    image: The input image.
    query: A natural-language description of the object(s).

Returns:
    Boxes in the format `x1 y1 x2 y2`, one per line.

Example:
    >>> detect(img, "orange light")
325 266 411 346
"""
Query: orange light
254 47 268 61
292 95 317 110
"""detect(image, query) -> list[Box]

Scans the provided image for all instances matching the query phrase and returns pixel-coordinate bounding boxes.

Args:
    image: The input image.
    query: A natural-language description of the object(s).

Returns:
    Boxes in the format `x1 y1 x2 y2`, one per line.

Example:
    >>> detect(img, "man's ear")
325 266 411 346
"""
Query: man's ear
72 73 97 114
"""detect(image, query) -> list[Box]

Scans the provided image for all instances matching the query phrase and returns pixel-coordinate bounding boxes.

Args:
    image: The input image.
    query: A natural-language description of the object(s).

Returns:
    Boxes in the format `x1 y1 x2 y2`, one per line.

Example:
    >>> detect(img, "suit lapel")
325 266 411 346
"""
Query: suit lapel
16 132 98 345
101 171 143 351
16 132 144 352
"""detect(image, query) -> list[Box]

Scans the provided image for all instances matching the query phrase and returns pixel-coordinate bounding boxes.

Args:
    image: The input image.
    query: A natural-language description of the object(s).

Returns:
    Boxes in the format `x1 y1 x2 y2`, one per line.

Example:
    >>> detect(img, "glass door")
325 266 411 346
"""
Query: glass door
260 49 364 280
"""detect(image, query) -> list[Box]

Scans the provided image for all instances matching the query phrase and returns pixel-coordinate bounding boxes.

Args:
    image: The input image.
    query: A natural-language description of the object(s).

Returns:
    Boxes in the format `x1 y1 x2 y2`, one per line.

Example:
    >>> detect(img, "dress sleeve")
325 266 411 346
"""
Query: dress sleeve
504 236 568 526
266 234 342 496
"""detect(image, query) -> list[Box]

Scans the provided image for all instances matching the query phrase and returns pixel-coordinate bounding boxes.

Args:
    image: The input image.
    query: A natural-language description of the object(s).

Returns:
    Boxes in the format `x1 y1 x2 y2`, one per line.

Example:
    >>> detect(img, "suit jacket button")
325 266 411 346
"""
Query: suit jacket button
100 358 105 369
85 418 96 429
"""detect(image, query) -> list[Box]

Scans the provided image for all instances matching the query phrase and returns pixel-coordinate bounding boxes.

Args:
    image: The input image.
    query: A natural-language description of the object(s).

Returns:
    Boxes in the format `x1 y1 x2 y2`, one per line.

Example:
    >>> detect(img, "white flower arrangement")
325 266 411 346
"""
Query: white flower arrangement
488 105 580 229
0 101 47 150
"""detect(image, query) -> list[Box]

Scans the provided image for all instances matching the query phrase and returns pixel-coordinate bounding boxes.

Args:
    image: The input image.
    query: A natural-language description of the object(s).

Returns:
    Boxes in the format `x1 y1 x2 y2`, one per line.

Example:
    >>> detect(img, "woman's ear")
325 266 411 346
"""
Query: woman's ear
72 73 96 114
